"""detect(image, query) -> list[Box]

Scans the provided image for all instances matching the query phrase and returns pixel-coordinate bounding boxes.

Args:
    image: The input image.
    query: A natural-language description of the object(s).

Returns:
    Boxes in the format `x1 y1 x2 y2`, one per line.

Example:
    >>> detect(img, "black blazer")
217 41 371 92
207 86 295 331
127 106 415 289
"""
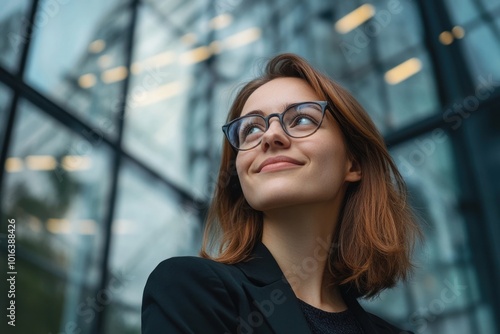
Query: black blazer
142 242 412 333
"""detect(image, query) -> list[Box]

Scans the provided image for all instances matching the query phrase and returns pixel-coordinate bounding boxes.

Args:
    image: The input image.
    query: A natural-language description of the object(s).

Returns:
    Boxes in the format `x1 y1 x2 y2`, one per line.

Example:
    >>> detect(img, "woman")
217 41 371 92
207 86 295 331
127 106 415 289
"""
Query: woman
142 53 419 333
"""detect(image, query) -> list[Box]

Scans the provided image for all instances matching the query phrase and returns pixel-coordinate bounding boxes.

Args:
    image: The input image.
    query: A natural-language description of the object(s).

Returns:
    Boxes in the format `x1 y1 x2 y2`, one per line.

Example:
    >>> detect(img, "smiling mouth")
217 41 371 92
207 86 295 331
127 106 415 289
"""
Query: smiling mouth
260 162 301 173
257 156 303 173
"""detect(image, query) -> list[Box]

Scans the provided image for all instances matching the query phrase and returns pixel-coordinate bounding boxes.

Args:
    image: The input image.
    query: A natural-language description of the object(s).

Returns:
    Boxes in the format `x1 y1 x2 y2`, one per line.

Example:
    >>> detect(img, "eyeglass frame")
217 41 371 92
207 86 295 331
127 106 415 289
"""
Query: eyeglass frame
222 100 330 151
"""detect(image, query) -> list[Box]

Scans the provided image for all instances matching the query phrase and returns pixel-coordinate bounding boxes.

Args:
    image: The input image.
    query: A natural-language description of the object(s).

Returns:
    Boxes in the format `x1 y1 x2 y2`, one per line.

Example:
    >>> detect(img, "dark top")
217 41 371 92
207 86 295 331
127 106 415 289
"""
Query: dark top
142 242 414 333
298 299 363 334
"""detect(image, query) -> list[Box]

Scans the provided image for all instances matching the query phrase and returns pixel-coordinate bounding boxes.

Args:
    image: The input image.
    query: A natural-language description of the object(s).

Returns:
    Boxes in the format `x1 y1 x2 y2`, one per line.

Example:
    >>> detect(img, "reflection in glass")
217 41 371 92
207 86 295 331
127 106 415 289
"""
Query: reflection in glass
122 3 192 189
372 0 423 61
481 0 500 12
444 0 479 26
24 0 130 139
345 69 387 132
460 25 500 85
384 51 439 130
1 99 112 334
0 0 31 72
361 130 495 333
104 158 202 333
0 1 498 334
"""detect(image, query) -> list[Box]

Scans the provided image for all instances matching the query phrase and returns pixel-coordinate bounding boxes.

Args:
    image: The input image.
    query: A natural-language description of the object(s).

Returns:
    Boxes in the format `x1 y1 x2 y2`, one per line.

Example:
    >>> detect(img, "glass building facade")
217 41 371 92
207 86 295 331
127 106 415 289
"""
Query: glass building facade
0 0 499 333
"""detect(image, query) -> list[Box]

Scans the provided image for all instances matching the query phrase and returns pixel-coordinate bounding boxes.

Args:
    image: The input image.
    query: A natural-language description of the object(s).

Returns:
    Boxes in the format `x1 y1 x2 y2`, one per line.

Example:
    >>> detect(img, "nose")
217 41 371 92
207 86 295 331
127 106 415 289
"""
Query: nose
260 117 291 151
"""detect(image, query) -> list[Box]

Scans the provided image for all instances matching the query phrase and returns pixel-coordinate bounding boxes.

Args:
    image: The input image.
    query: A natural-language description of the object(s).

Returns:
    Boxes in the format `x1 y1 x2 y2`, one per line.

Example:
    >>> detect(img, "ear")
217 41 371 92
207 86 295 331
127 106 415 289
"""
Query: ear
345 158 362 182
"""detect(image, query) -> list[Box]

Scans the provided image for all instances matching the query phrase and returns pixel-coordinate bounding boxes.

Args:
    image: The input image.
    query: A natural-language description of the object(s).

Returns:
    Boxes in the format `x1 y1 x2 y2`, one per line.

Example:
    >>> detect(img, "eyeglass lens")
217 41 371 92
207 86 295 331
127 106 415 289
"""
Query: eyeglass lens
230 102 324 150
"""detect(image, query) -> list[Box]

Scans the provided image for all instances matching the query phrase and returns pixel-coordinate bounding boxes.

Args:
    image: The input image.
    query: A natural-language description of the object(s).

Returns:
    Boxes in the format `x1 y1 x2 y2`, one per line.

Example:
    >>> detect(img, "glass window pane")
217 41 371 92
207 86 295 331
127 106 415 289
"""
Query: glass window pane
331 0 424 70
122 4 194 188
104 159 202 333
479 0 500 14
342 70 388 133
384 51 439 130
24 1 131 139
0 0 31 72
0 99 113 334
362 130 495 333
463 105 500 268
444 0 480 25
336 27 372 69
459 25 500 85
342 50 439 134
332 1 374 69
372 0 423 61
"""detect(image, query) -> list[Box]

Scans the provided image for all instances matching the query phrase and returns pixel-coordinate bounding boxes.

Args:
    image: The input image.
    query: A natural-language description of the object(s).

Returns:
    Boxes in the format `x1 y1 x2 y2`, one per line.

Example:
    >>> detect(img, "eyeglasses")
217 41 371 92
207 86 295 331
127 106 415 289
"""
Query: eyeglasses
222 101 329 151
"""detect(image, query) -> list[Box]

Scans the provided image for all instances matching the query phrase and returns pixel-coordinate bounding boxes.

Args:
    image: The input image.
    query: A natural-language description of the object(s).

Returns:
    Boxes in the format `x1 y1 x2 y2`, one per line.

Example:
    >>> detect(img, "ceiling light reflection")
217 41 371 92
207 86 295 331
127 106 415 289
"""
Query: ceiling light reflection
5 157 23 172
89 39 105 53
209 14 233 30
62 156 92 171
98 54 113 69
335 4 375 34
223 28 262 50
452 26 465 39
384 58 422 85
25 155 57 171
439 31 454 45
101 66 128 84
47 219 70 234
181 33 198 45
131 51 176 75
135 81 185 107
78 73 97 89
179 46 212 65
209 40 223 54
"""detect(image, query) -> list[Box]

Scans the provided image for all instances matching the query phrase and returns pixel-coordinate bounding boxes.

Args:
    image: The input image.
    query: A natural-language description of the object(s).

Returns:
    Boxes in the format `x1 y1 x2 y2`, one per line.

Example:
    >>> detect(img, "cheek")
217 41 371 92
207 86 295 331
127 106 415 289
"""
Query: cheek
315 143 348 178
235 153 250 183
235 155 244 177
235 152 259 201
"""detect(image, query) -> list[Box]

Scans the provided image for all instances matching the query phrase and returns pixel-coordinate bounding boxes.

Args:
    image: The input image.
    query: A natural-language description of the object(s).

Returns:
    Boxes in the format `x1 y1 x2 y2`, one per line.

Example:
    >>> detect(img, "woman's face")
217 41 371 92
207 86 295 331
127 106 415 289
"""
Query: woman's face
235 77 361 212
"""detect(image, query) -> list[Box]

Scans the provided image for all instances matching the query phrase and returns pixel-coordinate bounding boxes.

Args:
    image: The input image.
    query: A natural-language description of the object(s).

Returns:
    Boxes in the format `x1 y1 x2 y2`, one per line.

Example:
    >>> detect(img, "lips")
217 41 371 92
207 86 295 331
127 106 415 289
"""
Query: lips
257 156 303 173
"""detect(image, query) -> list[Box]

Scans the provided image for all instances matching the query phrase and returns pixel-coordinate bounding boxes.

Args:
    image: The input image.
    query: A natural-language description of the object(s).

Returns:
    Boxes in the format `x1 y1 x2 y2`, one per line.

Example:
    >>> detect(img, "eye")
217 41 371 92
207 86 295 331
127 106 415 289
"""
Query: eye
293 116 315 126
239 121 265 143
289 113 319 128
286 103 323 128
244 124 263 135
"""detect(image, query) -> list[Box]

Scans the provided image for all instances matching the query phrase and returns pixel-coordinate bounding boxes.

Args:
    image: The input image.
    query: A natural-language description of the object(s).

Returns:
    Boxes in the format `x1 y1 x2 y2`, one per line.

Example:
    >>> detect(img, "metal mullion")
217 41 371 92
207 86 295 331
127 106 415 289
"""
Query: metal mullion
0 64 206 210
416 1 499 333
384 88 500 147
91 1 138 333
0 0 40 228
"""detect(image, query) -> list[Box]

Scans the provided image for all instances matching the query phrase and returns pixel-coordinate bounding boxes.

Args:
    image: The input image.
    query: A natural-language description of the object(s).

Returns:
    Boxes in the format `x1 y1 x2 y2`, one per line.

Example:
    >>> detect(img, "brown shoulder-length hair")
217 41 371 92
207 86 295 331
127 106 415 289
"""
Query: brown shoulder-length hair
200 53 420 298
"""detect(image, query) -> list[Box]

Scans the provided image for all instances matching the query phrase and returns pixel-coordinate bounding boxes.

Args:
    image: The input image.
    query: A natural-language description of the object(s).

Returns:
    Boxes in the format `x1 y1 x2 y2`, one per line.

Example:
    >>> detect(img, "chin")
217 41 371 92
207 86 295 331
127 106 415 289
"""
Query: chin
242 183 297 211
245 194 310 212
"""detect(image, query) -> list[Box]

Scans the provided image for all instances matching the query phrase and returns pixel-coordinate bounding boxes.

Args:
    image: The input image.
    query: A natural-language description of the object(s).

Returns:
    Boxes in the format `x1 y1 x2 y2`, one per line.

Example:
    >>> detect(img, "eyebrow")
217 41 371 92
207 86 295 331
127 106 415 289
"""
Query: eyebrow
241 102 299 117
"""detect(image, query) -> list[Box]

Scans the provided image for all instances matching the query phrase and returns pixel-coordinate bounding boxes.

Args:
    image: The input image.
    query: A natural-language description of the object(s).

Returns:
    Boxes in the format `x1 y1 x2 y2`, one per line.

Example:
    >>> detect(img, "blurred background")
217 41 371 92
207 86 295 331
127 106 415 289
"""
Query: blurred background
0 0 499 333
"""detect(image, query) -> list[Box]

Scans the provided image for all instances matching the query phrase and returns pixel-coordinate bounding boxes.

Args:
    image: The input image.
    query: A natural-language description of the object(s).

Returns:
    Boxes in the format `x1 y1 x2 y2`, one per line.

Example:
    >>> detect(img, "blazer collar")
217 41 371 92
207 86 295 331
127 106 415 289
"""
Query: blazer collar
235 242 312 333
235 241 284 285
235 241 382 334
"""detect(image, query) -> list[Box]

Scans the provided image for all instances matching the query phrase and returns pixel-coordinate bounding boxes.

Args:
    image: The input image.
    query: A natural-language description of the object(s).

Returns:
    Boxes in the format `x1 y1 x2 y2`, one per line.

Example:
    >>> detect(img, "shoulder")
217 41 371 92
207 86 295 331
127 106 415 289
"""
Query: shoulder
142 257 243 333
145 256 241 287
367 312 414 334
147 256 218 278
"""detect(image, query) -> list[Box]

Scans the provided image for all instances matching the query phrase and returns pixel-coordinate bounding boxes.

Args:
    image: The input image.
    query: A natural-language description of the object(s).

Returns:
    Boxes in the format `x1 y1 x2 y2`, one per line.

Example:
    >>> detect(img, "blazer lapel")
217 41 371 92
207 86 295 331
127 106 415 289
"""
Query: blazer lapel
236 242 383 334
341 286 380 334
241 280 312 333
236 242 312 334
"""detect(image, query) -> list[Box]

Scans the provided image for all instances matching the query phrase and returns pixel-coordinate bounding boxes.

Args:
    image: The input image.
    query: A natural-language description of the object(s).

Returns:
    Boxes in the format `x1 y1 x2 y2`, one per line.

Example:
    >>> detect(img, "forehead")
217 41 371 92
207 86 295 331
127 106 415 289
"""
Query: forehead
241 77 320 116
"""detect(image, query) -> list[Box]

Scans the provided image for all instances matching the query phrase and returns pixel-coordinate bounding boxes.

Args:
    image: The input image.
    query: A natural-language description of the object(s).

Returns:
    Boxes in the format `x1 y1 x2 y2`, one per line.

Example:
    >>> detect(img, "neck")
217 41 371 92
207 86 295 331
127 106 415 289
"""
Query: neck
261 200 347 312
